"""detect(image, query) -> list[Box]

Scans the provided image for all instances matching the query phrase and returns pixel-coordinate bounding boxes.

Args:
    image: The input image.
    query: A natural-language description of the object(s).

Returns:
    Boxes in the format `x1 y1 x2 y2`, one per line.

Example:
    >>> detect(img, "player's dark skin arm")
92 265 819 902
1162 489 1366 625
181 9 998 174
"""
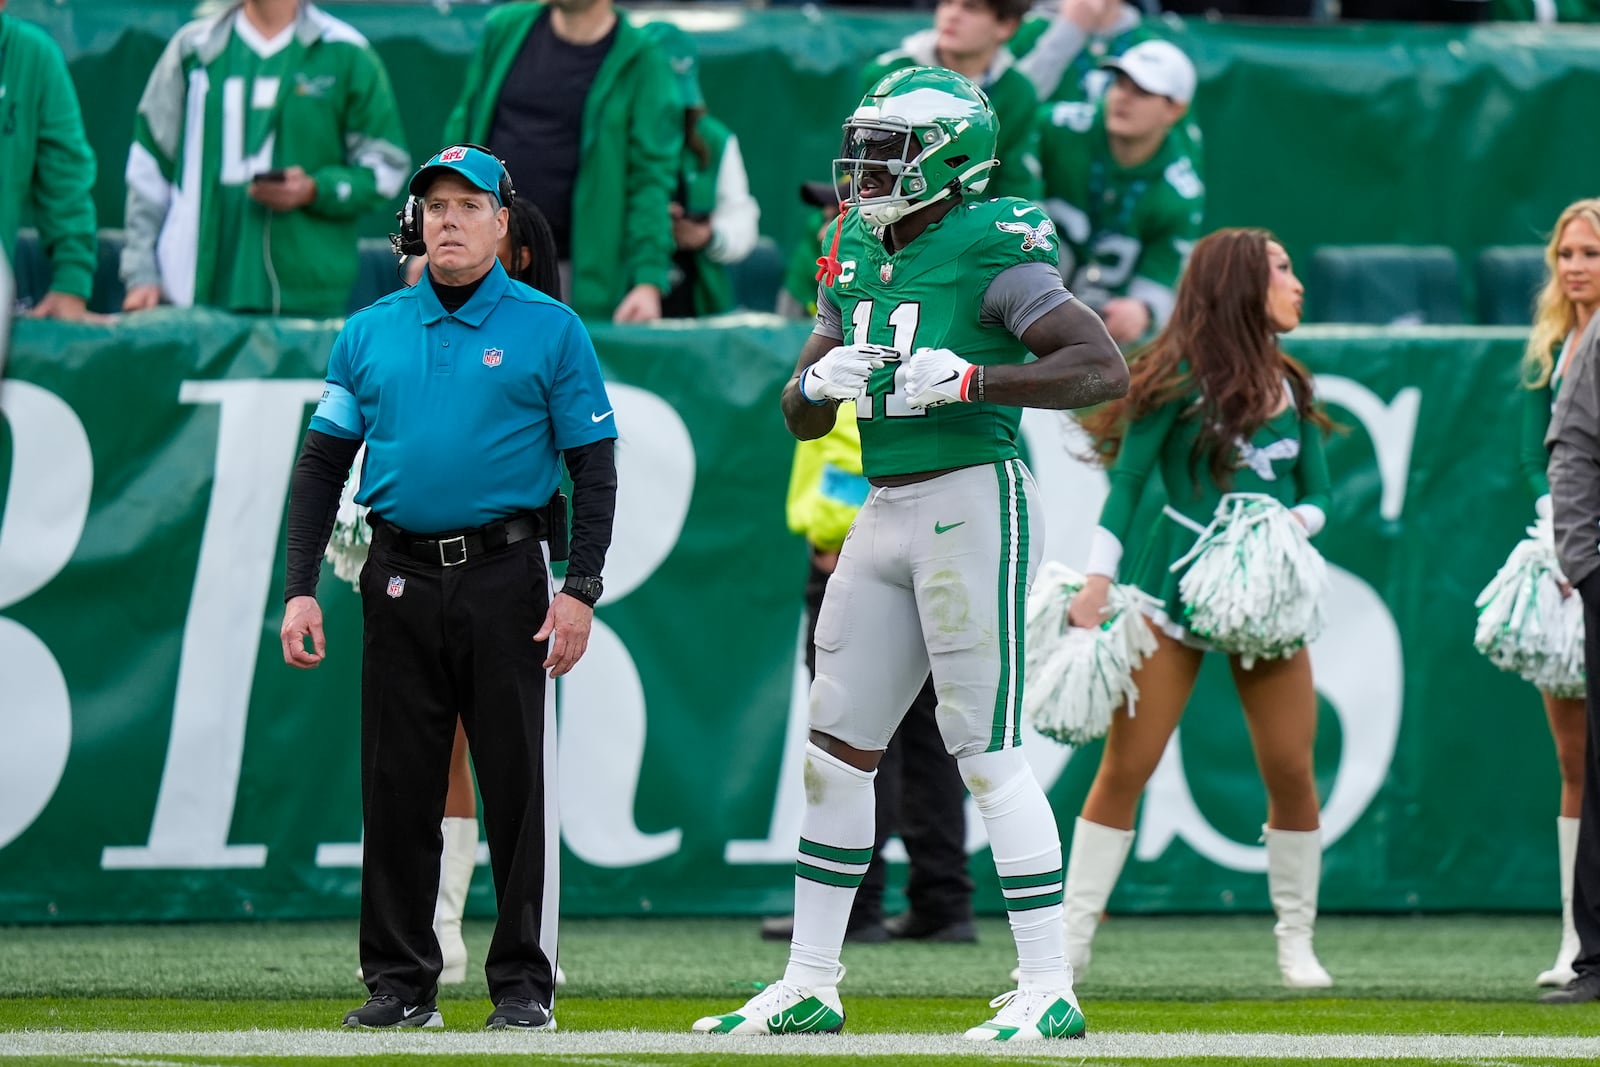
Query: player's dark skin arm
988 297 1129 409
781 331 848 441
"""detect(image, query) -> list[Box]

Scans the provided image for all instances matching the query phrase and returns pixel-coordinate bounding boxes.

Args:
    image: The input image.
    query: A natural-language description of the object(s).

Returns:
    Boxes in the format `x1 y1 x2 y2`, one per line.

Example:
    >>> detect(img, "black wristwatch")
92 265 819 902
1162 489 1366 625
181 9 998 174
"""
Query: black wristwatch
561 575 603 608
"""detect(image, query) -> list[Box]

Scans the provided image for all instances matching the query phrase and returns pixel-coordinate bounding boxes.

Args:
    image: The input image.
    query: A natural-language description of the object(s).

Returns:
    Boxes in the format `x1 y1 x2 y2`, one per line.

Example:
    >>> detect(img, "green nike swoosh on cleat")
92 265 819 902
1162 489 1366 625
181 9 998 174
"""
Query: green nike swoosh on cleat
769 998 846 1033
1038 999 1086 1038
934 521 966 534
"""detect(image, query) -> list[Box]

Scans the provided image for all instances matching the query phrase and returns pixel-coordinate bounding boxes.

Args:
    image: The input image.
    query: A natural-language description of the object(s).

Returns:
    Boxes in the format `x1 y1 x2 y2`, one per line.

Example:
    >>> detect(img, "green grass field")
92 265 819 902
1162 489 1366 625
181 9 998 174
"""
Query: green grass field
2 915 1599 1065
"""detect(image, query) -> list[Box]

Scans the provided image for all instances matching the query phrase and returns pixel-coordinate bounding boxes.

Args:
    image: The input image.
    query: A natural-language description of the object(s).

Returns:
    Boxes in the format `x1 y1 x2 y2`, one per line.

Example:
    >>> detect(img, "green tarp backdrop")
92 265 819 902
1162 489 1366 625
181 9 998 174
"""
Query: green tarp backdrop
0 317 1565 921
10 0 1600 270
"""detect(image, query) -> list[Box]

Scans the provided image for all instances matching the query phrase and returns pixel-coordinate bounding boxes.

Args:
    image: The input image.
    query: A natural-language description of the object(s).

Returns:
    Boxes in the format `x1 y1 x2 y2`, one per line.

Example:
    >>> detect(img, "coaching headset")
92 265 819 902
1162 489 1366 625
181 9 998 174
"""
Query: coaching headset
391 143 517 257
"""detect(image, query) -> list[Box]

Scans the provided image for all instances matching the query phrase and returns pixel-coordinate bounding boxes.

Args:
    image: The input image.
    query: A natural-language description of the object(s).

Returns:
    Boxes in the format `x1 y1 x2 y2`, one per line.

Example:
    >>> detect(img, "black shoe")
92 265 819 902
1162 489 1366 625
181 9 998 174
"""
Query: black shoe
341 994 442 1029
758 914 889 944
486 997 556 1030
1539 972 1600 1005
759 915 794 942
885 912 978 943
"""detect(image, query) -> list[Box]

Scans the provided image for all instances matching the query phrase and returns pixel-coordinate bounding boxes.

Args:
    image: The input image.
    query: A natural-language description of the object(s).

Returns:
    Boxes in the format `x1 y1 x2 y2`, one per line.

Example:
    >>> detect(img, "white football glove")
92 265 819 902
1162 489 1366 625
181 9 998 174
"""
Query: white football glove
799 343 897 403
903 347 977 409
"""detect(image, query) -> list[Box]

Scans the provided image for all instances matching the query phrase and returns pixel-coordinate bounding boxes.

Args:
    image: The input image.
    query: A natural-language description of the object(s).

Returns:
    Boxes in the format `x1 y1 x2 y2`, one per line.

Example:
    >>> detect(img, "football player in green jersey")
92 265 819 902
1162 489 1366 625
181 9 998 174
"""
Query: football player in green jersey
694 66 1126 1043
1068 228 1336 990
1518 199 1600 990
1038 39 1203 347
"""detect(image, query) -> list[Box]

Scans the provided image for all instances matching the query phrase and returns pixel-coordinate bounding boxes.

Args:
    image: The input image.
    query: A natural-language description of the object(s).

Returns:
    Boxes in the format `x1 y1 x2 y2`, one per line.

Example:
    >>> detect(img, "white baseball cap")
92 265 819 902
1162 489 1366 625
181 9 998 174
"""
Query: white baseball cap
1101 40 1197 106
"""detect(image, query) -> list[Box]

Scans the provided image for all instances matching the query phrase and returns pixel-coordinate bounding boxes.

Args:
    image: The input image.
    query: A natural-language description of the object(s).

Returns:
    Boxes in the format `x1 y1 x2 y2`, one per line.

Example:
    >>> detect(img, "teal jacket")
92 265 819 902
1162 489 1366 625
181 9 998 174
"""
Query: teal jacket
443 3 682 320
0 14 98 299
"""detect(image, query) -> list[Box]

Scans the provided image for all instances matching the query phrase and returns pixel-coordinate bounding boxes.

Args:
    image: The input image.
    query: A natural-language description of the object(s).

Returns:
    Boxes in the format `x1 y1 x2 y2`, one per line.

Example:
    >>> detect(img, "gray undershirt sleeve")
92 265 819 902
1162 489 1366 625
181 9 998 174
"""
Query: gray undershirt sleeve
980 261 1077 339
814 286 845 340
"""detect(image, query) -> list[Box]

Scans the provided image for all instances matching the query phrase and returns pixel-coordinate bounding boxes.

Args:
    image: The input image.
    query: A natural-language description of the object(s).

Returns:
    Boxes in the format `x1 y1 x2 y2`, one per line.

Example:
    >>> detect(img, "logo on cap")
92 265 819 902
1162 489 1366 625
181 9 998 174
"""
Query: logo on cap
439 146 469 163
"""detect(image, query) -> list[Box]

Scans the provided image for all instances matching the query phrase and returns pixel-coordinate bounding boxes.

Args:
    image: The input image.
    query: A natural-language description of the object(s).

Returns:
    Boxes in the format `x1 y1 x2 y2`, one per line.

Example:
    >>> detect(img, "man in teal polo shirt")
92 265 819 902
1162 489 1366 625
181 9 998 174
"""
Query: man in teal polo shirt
279 144 618 1032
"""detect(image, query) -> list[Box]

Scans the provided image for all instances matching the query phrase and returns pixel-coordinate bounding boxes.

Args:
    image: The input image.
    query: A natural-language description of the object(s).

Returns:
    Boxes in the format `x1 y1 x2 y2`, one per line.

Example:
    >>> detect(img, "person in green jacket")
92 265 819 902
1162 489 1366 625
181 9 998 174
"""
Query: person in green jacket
442 0 683 323
860 0 1042 203
0 1 98 320
643 21 761 318
1037 39 1203 347
120 0 410 318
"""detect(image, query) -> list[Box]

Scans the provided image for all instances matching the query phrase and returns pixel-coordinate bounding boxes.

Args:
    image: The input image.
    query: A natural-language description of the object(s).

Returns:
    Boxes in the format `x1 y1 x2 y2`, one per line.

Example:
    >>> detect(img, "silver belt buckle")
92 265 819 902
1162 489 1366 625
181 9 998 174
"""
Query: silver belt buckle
438 535 468 567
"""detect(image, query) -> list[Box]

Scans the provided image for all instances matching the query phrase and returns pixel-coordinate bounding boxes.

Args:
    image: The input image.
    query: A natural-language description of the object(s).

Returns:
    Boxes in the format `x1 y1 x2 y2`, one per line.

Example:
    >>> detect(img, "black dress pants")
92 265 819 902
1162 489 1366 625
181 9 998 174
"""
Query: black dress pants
804 554 972 927
1571 572 1600 978
358 528 558 1006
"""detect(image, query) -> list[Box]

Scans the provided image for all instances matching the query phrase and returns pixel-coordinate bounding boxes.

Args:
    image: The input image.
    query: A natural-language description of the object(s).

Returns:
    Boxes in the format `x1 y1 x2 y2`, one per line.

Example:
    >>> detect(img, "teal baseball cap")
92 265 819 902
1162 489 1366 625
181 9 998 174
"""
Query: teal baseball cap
409 145 507 203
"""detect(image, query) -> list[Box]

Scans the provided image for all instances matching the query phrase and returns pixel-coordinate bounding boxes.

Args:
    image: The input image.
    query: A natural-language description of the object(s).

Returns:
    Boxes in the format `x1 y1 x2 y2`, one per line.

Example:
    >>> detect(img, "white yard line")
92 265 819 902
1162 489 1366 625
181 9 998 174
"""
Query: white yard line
2 1030 1600 1060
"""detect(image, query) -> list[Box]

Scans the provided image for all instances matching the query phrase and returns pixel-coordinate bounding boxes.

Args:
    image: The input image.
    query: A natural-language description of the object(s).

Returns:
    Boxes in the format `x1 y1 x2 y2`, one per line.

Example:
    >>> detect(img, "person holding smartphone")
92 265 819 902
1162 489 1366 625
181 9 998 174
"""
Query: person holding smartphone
120 0 409 317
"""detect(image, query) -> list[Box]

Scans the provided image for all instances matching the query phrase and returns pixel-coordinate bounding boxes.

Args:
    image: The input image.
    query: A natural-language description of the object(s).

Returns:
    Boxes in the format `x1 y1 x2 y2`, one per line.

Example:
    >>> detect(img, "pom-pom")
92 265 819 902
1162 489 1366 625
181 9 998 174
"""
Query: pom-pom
1025 561 1159 745
1474 517 1584 698
1173 493 1327 667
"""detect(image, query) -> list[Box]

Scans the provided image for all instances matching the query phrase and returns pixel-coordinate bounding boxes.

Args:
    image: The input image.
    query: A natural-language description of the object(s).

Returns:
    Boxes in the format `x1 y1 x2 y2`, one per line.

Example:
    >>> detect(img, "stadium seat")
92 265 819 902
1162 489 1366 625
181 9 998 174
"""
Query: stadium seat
347 236 405 315
1307 245 1464 326
90 230 126 314
11 228 127 313
728 235 785 313
1475 245 1546 327
10 229 51 309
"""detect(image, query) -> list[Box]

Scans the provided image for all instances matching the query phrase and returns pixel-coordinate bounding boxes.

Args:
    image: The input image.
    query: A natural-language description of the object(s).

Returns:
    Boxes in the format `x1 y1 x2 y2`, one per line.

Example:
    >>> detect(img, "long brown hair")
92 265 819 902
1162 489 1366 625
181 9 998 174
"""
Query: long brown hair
1082 227 1330 486
1525 198 1600 389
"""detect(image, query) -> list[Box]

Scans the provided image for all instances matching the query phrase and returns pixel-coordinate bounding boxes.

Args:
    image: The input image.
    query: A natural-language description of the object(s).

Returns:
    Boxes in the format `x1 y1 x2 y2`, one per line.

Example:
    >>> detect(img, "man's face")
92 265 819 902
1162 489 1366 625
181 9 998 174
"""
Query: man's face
934 0 1016 63
1104 72 1185 142
422 174 507 278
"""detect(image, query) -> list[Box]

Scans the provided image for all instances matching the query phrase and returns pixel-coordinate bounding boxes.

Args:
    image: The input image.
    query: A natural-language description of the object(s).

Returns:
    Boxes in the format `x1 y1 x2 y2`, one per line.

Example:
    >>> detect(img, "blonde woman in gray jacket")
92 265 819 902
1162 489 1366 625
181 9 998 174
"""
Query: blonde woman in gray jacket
1544 310 1600 1005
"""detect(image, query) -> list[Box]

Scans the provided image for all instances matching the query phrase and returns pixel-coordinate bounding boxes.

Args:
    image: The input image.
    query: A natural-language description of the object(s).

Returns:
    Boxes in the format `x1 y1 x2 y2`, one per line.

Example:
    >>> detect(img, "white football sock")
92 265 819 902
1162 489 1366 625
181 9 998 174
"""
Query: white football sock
961 748 1070 991
783 742 876 990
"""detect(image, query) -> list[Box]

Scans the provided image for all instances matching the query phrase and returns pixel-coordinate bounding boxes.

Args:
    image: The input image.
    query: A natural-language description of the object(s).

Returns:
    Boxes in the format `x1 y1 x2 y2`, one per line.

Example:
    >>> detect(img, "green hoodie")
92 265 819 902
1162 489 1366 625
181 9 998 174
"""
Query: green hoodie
0 13 98 300
442 3 682 320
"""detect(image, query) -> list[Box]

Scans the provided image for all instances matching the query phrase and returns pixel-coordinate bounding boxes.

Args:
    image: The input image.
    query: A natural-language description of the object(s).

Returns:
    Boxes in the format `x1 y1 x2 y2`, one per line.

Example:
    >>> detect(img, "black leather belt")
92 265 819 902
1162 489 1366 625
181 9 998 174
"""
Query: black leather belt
375 512 547 568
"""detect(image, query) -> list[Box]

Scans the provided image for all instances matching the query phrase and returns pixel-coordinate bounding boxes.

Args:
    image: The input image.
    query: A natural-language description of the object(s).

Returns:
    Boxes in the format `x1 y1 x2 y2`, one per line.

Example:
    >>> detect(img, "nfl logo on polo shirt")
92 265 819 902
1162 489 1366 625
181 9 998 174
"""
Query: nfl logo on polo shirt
483 348 503 367
387 576 405 598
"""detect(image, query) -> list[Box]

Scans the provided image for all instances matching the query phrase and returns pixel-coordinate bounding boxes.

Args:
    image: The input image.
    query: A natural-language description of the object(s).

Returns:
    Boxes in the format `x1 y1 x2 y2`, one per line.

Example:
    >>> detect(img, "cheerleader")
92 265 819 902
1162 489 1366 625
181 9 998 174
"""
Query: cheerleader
1065 228 1335 988
1521 199 1600 988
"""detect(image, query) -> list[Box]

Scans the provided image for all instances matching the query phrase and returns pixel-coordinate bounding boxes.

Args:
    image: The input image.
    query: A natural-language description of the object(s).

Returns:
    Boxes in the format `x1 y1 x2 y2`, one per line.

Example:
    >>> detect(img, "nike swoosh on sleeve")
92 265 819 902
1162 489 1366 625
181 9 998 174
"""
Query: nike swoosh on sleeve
591 410 614 423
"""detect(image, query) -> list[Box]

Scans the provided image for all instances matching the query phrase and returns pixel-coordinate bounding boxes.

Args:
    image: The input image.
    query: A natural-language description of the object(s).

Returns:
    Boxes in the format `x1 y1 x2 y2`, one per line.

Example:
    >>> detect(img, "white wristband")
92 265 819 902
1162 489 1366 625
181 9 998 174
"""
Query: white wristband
1291 504 1326 538
1085 526 1123 579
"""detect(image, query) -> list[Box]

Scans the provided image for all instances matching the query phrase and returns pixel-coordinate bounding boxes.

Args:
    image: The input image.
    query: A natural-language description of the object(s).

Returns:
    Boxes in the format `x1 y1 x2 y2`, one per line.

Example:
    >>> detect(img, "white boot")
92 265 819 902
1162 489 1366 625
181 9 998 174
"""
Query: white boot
1266 827 1333 989
1538 816 1582 987
1061 818 1135 978
434 816 478 985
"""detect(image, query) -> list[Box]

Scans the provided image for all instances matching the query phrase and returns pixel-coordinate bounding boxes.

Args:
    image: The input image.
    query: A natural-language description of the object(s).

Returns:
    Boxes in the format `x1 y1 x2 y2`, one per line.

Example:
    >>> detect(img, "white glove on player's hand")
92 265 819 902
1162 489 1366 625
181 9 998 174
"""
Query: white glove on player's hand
904 347 976 409
800 343 896 403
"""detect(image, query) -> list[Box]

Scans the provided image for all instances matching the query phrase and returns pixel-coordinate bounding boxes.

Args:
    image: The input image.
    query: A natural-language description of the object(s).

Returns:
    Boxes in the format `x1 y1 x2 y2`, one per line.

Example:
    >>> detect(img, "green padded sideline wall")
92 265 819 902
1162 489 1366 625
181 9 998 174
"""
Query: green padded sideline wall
11 0 1600 272
0 316 1570 921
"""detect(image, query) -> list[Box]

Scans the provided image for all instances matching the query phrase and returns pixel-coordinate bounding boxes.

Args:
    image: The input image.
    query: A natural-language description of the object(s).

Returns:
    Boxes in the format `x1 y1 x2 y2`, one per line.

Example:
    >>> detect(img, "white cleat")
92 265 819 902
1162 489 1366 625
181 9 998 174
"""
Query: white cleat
963 987 1086 1041
692 980 846 1035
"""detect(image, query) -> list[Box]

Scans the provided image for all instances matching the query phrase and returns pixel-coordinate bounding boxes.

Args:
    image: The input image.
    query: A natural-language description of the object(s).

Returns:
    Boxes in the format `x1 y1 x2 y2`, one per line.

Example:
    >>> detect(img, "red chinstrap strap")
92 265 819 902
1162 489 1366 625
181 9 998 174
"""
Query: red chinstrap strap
816 205 850 287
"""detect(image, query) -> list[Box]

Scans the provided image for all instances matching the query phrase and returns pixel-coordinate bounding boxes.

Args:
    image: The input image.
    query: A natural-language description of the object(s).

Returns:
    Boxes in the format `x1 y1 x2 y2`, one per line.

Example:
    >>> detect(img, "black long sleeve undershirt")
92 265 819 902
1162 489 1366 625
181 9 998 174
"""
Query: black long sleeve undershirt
284 429 361 601
282 431 619 601
562 437 617 581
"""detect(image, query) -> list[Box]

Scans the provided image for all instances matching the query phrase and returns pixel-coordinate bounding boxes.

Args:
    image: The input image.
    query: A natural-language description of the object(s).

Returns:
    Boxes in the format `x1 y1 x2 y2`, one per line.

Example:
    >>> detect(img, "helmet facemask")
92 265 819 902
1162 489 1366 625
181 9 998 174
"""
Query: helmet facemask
833 67 1001 229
